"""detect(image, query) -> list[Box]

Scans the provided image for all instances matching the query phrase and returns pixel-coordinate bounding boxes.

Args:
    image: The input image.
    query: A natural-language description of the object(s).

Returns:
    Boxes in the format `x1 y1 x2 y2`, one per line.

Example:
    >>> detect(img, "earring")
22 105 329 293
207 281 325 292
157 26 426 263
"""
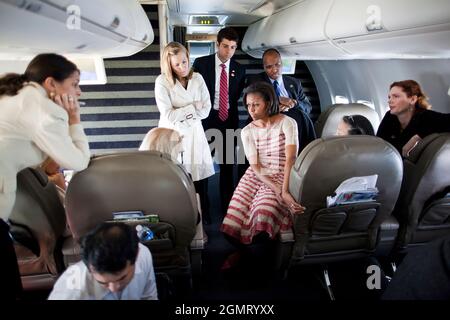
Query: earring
49 92 55 99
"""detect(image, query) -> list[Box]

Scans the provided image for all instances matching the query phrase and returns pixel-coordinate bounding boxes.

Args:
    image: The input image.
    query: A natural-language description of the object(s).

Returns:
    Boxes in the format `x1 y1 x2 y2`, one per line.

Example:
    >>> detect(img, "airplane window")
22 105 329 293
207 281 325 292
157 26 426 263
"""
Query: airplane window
335 95 349 104
356 100 375 109
281 59 296 74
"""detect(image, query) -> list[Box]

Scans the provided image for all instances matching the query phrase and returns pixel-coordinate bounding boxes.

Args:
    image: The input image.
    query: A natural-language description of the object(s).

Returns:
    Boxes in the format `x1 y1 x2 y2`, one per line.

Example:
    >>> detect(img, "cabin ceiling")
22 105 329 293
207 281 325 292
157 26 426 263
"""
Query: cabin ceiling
140 0 300 26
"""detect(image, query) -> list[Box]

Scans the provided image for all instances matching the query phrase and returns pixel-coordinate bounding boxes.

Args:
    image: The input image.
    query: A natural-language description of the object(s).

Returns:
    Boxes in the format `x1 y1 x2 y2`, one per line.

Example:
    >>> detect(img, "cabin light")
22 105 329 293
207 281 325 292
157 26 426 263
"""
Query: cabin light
189 15 221 26
447 87 450 96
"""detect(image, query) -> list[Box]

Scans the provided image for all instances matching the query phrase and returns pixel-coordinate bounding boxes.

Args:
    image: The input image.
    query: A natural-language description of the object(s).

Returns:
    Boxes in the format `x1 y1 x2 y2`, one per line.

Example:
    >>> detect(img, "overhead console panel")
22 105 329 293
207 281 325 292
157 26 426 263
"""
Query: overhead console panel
242 0 450 59
0 0 154 58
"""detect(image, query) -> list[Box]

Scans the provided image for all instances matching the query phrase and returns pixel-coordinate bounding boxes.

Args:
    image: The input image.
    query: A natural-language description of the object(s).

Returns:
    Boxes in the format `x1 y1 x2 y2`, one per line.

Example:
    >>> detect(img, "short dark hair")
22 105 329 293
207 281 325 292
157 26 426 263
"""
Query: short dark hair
217 27 239 44
243 81 279 117
262 48 281 61
0 53 79 96
81 222 139 274
342 115 375 135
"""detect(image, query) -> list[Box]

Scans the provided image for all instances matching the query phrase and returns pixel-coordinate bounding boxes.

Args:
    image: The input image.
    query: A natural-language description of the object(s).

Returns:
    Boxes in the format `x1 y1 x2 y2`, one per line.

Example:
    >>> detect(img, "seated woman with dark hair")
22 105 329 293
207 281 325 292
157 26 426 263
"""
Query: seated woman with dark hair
221 82 305 245
336 115 375 136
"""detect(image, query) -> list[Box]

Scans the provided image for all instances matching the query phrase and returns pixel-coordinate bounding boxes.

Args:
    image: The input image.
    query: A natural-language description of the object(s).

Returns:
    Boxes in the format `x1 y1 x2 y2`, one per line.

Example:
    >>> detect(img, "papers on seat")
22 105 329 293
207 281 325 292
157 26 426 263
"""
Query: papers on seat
112 211 160 223
326 175 379 207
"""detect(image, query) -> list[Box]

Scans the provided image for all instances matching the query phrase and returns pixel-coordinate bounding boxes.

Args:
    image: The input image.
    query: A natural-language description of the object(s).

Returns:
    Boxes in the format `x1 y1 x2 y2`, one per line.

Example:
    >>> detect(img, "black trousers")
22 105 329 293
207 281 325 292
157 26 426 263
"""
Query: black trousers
204 110 240 216
0 219 22 299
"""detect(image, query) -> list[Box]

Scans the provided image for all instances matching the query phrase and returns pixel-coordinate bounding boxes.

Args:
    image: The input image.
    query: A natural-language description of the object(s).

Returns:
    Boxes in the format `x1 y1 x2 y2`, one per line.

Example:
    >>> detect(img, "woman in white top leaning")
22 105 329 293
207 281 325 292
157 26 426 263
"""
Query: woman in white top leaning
150 42 214 218
0 53 90 299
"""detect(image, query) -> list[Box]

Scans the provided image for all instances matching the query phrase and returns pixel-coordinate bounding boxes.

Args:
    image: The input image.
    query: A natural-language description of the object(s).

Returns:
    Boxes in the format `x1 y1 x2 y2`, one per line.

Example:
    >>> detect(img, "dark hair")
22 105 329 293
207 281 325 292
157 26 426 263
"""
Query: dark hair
342 115 375 135
390 79 431 110
0 53 79 97
81 222 139 274
217 27 239 44
243 81 279 117
262 48 281 61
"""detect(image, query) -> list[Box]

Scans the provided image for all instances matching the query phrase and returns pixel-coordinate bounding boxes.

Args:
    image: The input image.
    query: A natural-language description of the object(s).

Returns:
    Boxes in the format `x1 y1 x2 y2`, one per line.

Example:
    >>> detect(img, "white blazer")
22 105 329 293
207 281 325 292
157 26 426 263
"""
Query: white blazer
154 72 214 181
0 82 90 220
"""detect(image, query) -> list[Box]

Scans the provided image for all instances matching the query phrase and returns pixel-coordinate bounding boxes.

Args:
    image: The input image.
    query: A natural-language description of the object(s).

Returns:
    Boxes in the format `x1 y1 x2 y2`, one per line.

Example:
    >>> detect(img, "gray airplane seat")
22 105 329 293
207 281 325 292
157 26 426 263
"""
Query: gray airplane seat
393 133 450 251
314 103 380 138
9 167 67 291
63 151 200 285
277 136 403 270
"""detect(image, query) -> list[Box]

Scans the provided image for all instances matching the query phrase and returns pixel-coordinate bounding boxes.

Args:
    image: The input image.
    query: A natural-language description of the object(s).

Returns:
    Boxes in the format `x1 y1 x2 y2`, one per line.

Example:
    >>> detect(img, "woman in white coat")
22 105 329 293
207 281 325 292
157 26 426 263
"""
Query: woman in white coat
0 53 90 299
155 42 214 221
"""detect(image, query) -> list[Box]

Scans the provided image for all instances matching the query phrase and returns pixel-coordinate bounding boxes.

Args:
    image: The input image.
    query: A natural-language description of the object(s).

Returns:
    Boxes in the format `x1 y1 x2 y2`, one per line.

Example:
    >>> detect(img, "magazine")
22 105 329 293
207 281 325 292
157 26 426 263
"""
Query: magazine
327 175 379 207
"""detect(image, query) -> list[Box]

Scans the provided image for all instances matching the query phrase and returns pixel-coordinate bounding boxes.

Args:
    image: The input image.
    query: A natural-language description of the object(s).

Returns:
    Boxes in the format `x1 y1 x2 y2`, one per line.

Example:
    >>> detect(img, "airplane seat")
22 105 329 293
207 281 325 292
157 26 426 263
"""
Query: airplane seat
8 167 67 291
63 151 200 291
314 103 380 138
276 136 403 273
392 133 450 252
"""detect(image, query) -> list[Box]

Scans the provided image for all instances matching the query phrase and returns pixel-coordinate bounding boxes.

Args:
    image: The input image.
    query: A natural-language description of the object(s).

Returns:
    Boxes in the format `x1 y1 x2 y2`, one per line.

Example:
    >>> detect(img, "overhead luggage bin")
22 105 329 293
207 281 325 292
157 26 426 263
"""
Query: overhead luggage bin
242 0 450 59
0 0 154 58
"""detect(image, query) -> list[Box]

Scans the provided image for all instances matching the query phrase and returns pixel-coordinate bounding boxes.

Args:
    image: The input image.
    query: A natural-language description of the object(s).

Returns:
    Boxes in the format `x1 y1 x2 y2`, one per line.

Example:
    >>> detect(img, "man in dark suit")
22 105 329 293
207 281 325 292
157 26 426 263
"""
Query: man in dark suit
192 27 246 218
246 48 316 154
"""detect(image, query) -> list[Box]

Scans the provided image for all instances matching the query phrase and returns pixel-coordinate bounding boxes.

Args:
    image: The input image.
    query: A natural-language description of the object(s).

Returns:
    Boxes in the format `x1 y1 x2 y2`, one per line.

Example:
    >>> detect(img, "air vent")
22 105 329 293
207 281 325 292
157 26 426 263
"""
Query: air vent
109 16 120 29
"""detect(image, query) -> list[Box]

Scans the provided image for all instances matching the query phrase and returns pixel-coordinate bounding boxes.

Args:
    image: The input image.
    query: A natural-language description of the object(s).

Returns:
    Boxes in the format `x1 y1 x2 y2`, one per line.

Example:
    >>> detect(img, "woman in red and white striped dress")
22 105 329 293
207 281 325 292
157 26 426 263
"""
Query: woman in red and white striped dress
221 82 305 245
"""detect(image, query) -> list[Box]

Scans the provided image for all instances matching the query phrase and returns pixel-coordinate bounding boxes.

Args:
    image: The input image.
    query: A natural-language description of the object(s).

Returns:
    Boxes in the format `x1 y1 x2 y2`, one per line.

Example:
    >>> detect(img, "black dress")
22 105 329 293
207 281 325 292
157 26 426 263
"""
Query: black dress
377 108 450 154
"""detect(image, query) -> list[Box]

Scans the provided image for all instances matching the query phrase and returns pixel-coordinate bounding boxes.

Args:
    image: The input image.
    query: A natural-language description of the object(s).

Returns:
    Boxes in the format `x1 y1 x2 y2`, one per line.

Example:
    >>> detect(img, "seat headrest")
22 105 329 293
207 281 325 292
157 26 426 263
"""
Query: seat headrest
9 167 66 249
30 167 48 186
314 103 380 138
290 136 403 219
65 151 198 245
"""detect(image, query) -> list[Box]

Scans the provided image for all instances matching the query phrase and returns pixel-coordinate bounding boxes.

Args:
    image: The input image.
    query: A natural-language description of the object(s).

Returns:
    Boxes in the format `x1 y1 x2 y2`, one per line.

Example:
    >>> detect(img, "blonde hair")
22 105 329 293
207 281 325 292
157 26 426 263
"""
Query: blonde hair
161 42 193 86
139 127 182 156
390 80 431 110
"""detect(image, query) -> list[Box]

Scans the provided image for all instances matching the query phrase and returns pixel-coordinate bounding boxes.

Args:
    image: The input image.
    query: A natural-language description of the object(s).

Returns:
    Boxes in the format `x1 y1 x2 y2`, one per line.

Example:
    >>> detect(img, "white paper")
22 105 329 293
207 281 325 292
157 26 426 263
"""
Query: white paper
327 174 379 207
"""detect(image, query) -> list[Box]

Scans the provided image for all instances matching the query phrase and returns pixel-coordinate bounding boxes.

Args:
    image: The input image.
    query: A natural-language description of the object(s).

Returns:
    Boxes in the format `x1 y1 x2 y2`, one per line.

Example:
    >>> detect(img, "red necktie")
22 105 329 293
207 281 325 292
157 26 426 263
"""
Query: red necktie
218 63 228 121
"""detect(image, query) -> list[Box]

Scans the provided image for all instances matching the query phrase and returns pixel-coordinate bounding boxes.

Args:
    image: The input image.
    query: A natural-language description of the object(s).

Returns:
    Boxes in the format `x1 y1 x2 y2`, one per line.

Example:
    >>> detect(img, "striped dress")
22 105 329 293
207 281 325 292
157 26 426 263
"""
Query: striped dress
221 116 299 244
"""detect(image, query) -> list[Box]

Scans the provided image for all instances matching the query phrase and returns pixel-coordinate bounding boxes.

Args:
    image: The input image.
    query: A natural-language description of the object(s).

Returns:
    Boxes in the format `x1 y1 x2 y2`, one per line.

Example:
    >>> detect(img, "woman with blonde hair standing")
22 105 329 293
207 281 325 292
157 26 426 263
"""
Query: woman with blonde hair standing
154 42 214 222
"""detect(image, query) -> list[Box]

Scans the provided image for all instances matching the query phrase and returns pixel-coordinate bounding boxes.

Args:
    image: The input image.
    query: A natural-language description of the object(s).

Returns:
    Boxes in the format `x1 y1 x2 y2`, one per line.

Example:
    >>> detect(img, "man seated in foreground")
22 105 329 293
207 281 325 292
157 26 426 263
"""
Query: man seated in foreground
48 222 158 300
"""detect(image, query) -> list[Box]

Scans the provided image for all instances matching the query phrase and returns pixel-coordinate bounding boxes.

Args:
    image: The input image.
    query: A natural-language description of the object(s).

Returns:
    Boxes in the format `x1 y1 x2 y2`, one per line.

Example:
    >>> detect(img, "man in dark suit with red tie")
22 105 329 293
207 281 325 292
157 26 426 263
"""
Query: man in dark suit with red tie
246 48 316 154
193 27 246 218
